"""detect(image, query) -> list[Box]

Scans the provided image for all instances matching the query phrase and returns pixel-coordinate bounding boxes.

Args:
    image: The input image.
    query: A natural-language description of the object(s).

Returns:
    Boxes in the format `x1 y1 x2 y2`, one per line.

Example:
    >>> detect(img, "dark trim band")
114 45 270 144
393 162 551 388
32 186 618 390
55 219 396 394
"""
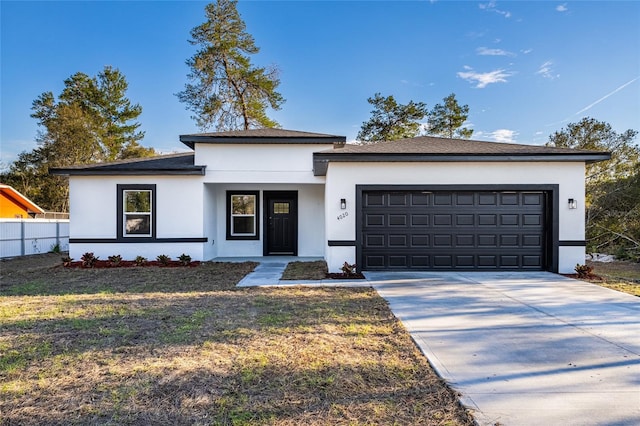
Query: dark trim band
328 240 356 247
70 237 208 244
558 240 587 246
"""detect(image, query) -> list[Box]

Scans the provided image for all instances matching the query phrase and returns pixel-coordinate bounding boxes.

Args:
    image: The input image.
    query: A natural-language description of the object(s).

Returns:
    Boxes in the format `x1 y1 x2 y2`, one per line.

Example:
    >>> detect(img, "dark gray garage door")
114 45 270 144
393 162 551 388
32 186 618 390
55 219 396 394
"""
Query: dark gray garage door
361 190 547 270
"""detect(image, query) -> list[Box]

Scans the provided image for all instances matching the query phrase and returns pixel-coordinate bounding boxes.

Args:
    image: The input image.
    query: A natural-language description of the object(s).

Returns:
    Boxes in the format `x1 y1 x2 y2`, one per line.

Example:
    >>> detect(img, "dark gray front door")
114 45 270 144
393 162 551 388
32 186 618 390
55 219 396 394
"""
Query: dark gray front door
361 190 547 270
264 191 297 255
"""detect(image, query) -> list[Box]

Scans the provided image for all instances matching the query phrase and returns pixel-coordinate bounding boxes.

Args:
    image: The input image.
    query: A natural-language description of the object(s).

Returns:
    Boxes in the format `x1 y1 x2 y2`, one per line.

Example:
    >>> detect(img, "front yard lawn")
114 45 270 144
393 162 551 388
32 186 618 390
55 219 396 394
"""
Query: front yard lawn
586 260 640 297
0 254 472 425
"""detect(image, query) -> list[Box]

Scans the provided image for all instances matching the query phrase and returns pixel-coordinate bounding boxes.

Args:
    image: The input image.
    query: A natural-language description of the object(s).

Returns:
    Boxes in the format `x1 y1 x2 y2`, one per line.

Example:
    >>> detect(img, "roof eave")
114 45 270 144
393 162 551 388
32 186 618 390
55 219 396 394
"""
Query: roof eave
312 153 612 176
179 134 346 149
49 167 206 176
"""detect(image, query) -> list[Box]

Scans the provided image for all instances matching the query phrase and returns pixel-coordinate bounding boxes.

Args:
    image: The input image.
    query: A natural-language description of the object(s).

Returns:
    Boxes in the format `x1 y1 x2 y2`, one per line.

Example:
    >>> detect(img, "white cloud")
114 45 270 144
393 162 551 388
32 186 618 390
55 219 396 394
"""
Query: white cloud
521 48 533 54
476 46 515 57
479 1 512 18
556 3 568 12
489 129 518 143
536 61 559 79
457 67 513 88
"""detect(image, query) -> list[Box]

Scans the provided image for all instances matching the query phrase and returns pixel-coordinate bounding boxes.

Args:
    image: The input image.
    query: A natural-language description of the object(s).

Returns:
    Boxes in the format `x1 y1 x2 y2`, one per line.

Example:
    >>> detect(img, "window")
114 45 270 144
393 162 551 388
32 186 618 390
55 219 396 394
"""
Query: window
227 191 259 240
117 184 156 239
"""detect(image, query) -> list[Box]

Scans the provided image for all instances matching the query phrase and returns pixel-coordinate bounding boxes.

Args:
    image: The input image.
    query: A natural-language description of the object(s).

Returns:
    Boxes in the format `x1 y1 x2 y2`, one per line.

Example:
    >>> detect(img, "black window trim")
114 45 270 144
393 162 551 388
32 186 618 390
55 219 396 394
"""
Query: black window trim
117 184 157 241
226 190 260 240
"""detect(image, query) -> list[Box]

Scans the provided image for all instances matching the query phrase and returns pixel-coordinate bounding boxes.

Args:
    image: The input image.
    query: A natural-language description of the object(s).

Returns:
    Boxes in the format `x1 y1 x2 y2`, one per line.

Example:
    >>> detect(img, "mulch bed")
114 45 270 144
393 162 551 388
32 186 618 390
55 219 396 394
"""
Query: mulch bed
64 260 201 268
561 273 604 282
326 272 366 279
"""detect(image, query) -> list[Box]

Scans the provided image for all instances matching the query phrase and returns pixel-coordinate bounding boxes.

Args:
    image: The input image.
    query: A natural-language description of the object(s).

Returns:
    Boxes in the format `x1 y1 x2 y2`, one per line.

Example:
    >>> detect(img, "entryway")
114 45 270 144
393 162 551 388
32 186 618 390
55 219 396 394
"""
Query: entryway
263 191 297 255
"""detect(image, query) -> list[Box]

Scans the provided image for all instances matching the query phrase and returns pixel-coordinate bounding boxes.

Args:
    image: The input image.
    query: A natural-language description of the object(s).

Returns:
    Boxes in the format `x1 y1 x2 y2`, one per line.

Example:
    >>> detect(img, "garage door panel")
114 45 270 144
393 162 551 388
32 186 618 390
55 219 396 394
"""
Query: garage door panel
456 193 474 205
523 214 542 226
432 214 452 226
479 193 498 205
365 214 385 226
434 255 453 267
434 193 452 205
362 190 547 271
456 235 474 246
412 214 429 226
478 214 497 226
523 235 542 246
500 193 519 205
389 215 408 226
365 234 385 247
411 234 430 247
500 214 519 226
389 235 407 247
456 214 474 226
523 193 543 205
455 255 474 267
411 193 429 206
412 256 430 267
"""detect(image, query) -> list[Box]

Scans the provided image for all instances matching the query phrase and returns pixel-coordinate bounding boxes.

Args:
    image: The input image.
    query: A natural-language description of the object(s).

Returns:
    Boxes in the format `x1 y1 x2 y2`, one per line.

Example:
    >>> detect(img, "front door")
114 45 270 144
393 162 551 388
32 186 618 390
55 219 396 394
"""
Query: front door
264 191 297 255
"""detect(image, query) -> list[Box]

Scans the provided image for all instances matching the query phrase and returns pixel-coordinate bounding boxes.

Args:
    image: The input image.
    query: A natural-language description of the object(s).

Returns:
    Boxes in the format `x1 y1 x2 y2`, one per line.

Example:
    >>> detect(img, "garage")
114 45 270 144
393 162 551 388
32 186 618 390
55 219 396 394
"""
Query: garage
360 188 550 270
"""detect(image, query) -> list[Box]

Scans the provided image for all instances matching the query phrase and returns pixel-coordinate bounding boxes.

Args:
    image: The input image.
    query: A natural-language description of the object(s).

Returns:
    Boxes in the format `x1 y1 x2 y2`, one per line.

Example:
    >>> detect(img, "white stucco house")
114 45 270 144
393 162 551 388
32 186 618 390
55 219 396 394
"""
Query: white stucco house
51 129 609 273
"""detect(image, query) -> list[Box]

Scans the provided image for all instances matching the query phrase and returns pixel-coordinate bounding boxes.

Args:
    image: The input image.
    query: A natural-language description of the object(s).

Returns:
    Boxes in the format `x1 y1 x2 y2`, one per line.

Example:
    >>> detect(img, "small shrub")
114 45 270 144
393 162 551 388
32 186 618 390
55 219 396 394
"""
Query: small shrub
575 263 594 279
341 261 357 277
108 254 123 266
135 256 147 266
81 252 98 268
61 256 74 267
49 243 61 253
156 254 171 266
178 253 192 266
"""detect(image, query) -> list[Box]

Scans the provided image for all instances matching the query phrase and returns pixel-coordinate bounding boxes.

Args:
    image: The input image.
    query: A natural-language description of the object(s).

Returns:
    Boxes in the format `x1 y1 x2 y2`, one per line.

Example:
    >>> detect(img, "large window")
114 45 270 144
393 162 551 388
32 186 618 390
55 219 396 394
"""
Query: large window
227 191 259 240
117 184 156 239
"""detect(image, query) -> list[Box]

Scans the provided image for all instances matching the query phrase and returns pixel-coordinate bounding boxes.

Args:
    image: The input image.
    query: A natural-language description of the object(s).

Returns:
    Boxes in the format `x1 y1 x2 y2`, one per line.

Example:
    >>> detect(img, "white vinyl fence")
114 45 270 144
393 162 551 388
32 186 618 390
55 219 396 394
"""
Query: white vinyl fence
0 219 69 258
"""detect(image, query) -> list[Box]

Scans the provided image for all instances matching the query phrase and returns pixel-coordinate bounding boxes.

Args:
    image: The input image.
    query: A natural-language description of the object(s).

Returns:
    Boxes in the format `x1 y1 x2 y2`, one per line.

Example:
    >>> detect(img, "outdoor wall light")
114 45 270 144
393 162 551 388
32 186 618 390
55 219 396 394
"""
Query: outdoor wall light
568 198 577 209
340 198 347 210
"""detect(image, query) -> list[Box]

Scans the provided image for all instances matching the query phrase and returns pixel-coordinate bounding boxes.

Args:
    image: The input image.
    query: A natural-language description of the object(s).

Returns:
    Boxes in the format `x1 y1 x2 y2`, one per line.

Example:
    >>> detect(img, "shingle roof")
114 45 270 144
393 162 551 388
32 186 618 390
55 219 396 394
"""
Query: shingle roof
179 128 346 149
318 136 607 155
312 136 611 176
49 153 205 176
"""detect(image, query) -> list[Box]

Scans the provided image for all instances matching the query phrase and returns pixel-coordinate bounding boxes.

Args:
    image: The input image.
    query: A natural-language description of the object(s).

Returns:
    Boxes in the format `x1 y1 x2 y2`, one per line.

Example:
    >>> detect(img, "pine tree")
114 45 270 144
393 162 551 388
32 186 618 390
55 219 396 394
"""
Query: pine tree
177 0 284 130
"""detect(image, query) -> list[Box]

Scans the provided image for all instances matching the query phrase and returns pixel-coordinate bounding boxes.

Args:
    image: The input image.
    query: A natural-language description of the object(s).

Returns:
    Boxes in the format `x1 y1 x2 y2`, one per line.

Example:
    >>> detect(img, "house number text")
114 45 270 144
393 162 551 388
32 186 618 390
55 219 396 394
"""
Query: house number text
337 212 349 220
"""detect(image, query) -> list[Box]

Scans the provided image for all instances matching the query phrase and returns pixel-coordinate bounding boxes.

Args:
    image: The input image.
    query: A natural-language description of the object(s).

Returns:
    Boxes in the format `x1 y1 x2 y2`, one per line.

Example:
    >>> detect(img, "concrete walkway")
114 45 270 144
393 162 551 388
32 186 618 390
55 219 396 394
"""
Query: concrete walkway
233 260 640 425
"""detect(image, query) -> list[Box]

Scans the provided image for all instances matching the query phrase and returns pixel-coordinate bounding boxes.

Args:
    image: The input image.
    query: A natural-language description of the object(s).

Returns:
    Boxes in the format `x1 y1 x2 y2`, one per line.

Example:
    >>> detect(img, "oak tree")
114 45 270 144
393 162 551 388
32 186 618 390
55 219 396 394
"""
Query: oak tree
1 66 152 212
547 117 639 258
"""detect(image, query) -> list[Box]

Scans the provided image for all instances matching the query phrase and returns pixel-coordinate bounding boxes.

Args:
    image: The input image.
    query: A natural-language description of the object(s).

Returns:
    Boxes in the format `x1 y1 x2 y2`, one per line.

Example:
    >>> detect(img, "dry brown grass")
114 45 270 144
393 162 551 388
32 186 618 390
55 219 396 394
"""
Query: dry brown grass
0 254 473 425
280 260 328 280
585 260 640 297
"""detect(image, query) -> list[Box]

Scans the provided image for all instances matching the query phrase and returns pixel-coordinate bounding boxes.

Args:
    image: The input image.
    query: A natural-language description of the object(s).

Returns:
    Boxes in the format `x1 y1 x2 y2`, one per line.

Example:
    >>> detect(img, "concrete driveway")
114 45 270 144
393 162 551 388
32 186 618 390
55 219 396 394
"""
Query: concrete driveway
366 271 640 426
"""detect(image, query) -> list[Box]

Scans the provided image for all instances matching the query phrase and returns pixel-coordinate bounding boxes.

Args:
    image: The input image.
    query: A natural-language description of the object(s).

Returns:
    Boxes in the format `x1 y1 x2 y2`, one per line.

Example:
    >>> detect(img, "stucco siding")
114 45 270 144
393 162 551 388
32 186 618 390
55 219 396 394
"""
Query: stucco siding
68 176 205 260
195 144 331 184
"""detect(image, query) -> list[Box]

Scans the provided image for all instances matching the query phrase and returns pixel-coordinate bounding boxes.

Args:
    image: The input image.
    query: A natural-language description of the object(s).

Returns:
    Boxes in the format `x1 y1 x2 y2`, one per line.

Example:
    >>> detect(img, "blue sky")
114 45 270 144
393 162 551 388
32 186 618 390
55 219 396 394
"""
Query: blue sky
2 1 639 167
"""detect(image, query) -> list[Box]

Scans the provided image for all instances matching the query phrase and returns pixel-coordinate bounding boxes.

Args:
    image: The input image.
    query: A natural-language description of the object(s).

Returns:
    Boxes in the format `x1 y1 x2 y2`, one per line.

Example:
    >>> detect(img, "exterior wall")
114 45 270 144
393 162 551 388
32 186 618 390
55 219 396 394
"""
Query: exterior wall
208 183 325 258
195 143 331 184
324 161 586 274
0 194 32 218
68 175 205 260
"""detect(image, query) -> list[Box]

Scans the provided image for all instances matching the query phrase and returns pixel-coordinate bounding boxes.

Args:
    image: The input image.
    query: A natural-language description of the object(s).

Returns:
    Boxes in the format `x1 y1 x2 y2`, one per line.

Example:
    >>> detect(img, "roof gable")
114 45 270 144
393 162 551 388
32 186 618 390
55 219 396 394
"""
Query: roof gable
0 184 45 214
